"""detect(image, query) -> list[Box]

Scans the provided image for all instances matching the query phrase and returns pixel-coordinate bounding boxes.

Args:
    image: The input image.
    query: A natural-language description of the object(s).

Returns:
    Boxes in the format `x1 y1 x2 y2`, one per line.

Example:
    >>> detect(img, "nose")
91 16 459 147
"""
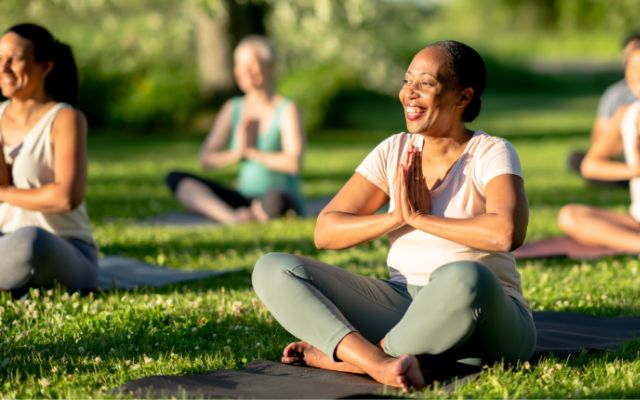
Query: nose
405 83 420 99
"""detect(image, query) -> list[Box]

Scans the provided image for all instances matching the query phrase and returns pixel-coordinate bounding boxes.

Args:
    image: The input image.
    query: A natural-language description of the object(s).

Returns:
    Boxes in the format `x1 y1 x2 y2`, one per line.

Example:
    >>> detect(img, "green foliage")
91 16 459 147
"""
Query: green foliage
0 0 636 130
277 63 359 132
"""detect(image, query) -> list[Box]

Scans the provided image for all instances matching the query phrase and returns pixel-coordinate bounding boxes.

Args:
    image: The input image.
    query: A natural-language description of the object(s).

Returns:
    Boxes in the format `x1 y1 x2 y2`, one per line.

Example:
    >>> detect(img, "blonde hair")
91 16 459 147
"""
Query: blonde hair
234 35 276 66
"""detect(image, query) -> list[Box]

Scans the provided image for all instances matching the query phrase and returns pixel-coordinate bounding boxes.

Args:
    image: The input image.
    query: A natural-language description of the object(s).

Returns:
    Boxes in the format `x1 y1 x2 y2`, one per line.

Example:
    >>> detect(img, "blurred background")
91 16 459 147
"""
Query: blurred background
1 0 639 134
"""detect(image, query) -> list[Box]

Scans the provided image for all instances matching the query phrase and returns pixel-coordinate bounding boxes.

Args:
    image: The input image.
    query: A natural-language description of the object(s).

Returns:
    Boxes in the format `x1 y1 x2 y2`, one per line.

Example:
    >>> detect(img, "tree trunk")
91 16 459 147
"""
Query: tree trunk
193 10 234 98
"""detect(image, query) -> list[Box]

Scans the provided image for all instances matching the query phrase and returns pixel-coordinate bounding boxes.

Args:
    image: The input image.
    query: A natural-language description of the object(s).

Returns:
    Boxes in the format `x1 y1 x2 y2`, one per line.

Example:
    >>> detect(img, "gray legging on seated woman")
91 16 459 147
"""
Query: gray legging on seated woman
253 253 536 366
0 226 98 291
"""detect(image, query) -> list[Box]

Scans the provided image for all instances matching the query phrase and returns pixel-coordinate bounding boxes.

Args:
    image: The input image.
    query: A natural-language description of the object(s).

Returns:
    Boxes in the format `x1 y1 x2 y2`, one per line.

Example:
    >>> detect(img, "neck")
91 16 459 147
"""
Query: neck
245 86 274 103
420 124 472 157
6 92 53 124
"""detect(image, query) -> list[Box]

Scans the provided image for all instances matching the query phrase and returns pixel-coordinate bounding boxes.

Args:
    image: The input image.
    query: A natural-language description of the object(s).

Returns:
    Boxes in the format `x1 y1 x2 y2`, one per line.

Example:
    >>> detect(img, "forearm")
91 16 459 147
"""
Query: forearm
407 213 519 252
245 149 300 174
314 211 401 250
0 184 79 213
581 159 640 180
200 150 241 169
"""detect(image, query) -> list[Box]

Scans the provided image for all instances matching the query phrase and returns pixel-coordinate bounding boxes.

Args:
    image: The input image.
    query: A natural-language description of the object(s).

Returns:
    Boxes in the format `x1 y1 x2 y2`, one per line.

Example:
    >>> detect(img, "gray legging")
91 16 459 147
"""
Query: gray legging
252 253 536 366
0 226 98 291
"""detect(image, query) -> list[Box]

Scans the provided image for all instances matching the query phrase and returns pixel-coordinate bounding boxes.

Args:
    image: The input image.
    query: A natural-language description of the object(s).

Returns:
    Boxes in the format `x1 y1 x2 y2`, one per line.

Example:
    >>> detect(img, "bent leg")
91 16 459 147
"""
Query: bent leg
166 171 253 225
558 204 640 252
384 261 536 364
252 252 411 358
0 227 98 291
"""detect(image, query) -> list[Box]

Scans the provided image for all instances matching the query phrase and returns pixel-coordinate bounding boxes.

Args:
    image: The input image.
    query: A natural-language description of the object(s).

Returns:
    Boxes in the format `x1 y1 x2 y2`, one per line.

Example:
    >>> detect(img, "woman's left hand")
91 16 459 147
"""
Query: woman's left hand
398 145 431 225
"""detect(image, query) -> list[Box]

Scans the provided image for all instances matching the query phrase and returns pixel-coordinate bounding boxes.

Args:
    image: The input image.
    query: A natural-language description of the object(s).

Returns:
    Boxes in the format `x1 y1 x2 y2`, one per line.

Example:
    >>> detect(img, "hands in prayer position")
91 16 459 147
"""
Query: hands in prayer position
393 145 431 228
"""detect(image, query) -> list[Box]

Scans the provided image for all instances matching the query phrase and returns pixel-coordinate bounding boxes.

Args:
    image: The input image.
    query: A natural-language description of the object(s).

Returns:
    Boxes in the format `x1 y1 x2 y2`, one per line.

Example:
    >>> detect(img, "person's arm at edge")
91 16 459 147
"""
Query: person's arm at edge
582 105 640 180
402 174 529 252
199 100 242 169
244 102 304 174
0 108 88 212
314 172 403 250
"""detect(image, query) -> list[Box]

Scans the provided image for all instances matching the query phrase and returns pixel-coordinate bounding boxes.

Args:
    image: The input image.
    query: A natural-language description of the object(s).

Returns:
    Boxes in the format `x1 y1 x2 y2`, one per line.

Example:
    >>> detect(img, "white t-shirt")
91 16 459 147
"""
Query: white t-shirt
356 131 527 307
620 101 640 222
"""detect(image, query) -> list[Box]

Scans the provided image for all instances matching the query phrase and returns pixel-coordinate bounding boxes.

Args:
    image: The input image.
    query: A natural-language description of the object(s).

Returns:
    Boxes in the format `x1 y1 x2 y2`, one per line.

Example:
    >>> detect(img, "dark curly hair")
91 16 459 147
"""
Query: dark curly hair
431 40 487 123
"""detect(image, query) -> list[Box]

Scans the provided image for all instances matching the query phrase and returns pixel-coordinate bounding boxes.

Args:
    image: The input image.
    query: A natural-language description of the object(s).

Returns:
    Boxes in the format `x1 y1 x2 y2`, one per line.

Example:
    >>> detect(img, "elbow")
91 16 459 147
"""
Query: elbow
55 196 81 213
313 218 333 250
198 154 209 169
491 227 518 253
313 229 329 250
580 158 596 178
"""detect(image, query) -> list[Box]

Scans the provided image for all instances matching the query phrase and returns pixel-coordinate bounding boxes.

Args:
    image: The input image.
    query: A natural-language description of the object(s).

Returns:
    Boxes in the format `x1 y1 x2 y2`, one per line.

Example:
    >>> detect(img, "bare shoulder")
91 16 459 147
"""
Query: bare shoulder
52 106 88 139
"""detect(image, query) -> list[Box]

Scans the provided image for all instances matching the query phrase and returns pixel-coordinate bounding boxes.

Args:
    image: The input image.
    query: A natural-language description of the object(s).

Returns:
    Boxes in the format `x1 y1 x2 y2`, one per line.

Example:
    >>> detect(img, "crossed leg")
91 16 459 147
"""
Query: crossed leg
558 204 640 252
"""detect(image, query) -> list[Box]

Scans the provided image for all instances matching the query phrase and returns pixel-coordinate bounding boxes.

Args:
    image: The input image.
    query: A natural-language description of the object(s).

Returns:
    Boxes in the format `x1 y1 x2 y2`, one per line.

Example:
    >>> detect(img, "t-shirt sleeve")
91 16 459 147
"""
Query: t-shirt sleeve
476 139 523 187
597 81 635 118
355 136 394 194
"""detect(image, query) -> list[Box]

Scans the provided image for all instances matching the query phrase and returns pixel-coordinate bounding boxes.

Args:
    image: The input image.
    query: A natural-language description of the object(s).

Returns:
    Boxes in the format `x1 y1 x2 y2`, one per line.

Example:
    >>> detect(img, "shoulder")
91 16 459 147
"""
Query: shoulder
51 104 88 138
601 80 636 105
279 97 300 114
53 104 87 128
469 131 516 156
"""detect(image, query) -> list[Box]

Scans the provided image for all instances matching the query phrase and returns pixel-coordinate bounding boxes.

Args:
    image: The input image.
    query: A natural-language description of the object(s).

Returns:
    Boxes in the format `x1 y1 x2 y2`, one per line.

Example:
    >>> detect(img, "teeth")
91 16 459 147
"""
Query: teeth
406 106 423 114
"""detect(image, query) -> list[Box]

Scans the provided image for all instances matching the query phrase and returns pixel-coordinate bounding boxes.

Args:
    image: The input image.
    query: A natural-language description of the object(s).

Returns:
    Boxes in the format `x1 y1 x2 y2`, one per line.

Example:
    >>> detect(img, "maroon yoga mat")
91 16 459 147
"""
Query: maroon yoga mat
514 236 636 260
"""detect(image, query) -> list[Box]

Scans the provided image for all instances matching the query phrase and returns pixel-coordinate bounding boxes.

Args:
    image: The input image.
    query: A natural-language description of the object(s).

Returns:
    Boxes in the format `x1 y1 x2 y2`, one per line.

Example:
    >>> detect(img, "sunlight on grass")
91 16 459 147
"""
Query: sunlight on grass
2 93 639 398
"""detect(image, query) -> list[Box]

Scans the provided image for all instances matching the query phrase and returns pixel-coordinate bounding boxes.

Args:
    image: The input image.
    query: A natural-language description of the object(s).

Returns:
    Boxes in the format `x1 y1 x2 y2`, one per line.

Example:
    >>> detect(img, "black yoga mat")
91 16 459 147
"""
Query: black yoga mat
514 236 636 260
114 311 640 398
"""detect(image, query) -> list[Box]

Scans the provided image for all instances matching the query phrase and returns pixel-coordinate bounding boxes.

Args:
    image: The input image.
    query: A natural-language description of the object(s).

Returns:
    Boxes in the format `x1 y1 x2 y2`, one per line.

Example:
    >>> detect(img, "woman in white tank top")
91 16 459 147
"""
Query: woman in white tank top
557 48 640 253
0 23 97 295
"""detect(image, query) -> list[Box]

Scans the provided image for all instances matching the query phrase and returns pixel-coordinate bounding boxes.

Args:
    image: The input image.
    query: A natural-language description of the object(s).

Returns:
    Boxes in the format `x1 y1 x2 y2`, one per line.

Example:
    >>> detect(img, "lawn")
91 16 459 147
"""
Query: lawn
1 91 639 398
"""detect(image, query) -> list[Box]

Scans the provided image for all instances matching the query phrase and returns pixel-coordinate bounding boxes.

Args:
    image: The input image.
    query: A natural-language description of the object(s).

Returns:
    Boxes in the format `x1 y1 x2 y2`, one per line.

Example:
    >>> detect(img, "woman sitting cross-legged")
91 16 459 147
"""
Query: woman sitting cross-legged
557 47 640 253
0 23 97 294
252 41 536 391
165 36 305 225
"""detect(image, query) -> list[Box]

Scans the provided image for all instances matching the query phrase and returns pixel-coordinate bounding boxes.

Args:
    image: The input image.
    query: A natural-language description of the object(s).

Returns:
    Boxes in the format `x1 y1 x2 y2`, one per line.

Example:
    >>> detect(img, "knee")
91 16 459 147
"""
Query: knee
165 171 188 193
259 190 296 219
431 261 499 308
557 204 586 233
252 252 303 293
9 227 53 265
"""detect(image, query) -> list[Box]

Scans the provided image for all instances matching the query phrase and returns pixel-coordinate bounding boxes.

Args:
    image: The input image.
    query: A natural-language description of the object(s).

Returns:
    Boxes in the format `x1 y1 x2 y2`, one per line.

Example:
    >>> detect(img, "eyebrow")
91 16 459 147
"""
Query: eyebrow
404 70 437 78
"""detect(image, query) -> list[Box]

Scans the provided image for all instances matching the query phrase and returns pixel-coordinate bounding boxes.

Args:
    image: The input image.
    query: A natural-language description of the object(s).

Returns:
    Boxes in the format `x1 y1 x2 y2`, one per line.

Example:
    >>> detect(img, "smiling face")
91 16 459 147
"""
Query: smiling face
233 44 269 94
398 46 469 135
0 31 51 100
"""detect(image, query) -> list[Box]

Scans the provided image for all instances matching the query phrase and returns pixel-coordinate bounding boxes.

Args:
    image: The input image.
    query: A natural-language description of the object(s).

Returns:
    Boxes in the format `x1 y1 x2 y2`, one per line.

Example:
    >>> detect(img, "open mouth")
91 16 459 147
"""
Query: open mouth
405 105 425 121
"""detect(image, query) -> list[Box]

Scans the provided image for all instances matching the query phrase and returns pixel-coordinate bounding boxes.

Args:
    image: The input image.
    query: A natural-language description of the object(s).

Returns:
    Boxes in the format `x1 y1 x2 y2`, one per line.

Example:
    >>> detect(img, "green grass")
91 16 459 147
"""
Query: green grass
1 92 640 398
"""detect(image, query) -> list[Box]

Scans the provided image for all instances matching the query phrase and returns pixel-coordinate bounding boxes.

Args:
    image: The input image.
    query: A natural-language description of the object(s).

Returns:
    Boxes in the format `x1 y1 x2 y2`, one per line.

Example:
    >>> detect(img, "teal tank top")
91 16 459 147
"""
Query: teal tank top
229 97 305 214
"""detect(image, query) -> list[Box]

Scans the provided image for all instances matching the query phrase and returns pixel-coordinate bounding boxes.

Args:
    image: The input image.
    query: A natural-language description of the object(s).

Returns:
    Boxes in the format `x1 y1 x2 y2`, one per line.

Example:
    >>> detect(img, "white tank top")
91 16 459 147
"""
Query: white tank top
0 101 95 245
620 100 640 222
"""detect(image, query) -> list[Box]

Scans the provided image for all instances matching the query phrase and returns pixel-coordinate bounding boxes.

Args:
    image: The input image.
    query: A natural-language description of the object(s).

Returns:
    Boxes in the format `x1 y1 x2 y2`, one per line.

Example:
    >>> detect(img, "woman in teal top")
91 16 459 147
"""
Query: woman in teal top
166 36 305 225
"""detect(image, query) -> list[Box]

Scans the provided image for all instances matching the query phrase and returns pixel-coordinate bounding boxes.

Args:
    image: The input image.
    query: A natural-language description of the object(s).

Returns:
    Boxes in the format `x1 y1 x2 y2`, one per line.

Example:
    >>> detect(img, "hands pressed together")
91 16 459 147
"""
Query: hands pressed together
392 144 431 228
236 118 259 160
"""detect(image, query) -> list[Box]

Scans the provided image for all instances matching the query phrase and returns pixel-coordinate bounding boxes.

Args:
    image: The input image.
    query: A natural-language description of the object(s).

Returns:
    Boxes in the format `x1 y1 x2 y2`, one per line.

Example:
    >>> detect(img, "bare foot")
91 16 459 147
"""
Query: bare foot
231 207 254 224
281 342 364 373
369 354 424 392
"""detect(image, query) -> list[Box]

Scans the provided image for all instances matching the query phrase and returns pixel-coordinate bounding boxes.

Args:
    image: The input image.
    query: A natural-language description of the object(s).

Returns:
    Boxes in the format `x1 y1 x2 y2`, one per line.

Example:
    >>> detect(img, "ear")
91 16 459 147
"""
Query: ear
457 87 474 109
41 60 54 78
